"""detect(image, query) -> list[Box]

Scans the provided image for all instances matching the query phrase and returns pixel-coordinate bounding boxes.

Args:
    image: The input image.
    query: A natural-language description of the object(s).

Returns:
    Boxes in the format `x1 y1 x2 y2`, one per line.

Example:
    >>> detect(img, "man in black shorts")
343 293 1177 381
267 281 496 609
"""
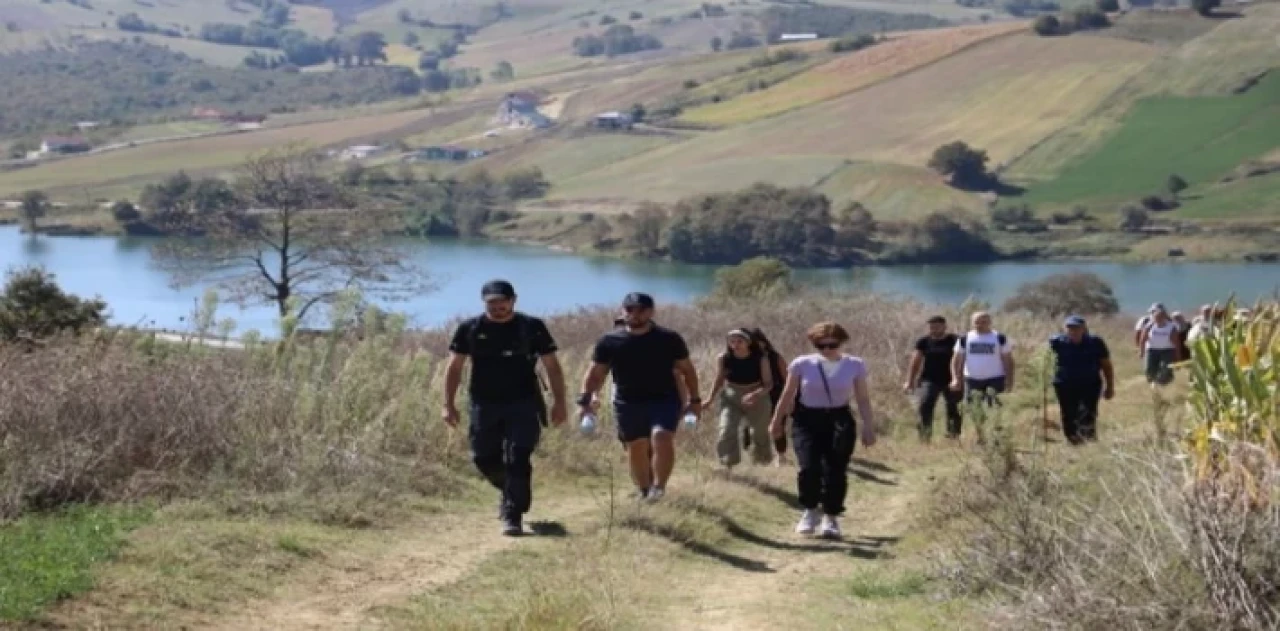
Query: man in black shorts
578 293 701 502
444 280 567 536
903 315 962 441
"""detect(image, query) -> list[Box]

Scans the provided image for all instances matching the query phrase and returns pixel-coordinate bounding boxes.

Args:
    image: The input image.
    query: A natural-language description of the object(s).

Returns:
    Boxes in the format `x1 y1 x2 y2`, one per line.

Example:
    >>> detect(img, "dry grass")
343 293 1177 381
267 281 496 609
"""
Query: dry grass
680 22 1027 127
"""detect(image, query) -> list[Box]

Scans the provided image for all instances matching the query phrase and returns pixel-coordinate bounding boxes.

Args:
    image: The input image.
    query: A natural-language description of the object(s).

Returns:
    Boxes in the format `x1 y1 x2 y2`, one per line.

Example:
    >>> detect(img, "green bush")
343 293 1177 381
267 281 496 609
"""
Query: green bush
709 257 795 301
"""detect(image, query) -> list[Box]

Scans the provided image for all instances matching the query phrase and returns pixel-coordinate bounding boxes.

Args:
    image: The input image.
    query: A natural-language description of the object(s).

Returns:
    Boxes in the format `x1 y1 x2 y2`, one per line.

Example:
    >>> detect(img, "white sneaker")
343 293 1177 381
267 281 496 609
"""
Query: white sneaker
647 487 665 502
795 509 820 535
820 515 842 539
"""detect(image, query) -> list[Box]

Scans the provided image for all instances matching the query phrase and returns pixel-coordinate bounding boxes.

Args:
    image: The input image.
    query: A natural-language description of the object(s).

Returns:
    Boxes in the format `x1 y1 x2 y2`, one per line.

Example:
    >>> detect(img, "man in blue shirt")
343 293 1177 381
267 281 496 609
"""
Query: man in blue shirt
1048 315 1115 445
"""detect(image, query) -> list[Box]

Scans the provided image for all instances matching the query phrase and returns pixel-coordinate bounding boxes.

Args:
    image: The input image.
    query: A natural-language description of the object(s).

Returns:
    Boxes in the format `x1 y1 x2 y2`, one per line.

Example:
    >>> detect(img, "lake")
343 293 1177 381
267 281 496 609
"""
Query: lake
2 226 1278 334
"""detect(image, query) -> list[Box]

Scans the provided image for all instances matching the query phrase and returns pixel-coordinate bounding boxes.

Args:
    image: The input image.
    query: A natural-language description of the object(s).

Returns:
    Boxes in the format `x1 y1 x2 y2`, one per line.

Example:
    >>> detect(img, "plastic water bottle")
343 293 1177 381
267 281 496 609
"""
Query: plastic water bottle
580 413 598 436
683 411 698 430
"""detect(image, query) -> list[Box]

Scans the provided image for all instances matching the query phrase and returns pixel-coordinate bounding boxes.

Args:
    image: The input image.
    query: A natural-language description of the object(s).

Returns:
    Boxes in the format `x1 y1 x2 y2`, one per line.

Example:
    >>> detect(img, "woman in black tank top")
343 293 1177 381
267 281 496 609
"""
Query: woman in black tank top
708 329 775 468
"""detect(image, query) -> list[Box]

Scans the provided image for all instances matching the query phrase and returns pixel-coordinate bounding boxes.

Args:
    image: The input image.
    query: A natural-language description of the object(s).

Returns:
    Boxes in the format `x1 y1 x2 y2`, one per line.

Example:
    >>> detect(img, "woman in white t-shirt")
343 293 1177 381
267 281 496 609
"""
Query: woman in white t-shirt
949 312 1015 411
1138 308 1181 386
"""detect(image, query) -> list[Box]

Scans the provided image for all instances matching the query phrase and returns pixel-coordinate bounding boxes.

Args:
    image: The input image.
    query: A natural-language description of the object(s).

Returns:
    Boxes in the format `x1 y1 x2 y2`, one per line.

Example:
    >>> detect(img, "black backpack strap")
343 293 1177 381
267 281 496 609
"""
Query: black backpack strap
815 359 835 406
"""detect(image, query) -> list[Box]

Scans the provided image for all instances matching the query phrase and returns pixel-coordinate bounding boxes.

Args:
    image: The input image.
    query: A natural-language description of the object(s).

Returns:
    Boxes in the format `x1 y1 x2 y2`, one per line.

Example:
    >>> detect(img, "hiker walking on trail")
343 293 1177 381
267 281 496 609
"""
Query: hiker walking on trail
579 293 701 502
904 315 962 442
749 328 791 466
1048 316 1115 445
1133 304 1160 348
950 312 1015 408
769 322 877 539
1138 305 1181 386
443 280 567 537
1171 311 1192 360
708 329 774 469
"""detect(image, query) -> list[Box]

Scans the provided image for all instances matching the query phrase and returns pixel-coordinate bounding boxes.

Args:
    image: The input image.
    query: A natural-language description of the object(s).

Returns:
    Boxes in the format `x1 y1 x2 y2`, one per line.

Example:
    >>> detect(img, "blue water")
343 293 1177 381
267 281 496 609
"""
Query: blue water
2 226 1277 334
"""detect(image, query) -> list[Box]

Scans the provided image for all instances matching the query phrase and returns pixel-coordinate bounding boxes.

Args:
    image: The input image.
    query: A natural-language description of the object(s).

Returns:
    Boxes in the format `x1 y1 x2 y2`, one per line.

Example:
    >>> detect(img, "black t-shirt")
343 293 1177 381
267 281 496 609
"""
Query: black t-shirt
592 325 690 402
915 333 958 384
723 350 764 385
449 313 557 404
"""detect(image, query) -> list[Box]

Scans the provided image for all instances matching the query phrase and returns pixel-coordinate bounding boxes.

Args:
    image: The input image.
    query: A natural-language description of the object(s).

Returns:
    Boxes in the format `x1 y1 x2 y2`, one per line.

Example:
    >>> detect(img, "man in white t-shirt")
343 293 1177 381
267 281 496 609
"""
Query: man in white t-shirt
949 311 1015 408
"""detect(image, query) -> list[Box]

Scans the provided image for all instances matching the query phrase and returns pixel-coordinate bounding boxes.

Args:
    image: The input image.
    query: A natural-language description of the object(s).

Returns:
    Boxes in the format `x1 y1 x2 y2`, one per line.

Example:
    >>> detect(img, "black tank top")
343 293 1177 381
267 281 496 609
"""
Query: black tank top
724 351 763 385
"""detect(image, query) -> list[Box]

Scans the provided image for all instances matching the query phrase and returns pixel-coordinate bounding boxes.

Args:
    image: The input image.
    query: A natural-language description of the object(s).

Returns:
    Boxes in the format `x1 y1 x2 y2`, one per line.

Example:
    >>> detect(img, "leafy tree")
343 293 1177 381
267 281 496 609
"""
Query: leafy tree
927 141 992 190
419 53 440 71
1065 6 1110 30
830 34 877 52
111 200 141 223
711 257 794 300
490 60 515 82
398 8 414 24
572 25 663 57
710 36 723 52
152 147 428 320
502 167 550 200
351 31 389 65
725 32 761 49
0 267 107 342
630 102 647 123
599 14 618 25
19 190 48 232
403 32 420 46
629 11 644 20
1191 0 1220 16
1032 14 1061 35
1003 272 1119 316
629 203 667 251
1167 174 1188 198
1096 0 1120 11
422 69 452 92
1119 206 1150 231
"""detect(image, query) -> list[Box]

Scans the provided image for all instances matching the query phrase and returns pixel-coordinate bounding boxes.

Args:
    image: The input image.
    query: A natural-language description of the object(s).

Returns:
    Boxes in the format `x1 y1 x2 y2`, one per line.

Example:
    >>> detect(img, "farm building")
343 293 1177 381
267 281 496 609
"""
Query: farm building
496 92 552 129
40 136 91 155
339 145 385 161
411 146 485 161
594 111 634 130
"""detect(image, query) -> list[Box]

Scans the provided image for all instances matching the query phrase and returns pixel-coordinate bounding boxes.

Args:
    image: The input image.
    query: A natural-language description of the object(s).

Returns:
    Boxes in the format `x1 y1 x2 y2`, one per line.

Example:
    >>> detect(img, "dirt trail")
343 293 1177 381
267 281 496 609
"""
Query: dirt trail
669 461 930 631
202 495 600 631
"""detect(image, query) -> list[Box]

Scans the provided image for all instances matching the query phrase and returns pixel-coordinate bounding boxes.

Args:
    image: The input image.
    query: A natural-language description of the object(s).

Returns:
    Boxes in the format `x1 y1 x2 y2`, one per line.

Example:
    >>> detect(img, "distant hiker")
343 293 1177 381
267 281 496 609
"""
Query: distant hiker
770 322 877 539
1138 306 1181 386
750 328 791 466
579 293 701 502
1133 304 1162 348
950 312 1015 409
1171 311 1192 360
1048 316 1115 445
903 315 962 442
708 329 774 468
444 280 567 537
1187 305 1215 349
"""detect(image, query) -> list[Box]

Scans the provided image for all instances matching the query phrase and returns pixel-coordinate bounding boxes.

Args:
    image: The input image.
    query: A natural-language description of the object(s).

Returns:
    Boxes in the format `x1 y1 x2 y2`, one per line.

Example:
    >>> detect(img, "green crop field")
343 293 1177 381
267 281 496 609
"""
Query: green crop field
1017 71 1280 208
1176 171 1280 219
1007 4 1280 182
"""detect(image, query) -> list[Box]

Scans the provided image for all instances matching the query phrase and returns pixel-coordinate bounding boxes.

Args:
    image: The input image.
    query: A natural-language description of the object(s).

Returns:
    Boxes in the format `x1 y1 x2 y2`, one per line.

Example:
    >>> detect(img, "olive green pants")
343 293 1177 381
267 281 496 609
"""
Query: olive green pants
718 384 773 466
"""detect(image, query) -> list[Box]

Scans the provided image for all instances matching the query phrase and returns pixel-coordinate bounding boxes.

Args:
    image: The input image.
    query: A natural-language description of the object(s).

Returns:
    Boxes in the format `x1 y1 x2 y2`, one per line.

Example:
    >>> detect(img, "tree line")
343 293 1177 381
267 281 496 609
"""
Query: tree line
614 183 1000 266
758 4 949 42
0 41 422 137
572 24 664 57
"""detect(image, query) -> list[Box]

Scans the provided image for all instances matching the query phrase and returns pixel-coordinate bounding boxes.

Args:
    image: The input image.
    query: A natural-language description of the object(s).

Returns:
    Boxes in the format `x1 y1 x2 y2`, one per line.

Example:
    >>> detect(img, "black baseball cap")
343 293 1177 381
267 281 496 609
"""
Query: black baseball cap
481 279 516 300
622 292 655 309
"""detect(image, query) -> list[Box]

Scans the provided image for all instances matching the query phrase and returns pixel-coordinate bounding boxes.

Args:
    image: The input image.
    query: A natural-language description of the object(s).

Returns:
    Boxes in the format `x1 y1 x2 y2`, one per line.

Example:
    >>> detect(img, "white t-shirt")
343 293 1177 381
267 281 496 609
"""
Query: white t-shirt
1145 321 1177 350
954 330 1012 380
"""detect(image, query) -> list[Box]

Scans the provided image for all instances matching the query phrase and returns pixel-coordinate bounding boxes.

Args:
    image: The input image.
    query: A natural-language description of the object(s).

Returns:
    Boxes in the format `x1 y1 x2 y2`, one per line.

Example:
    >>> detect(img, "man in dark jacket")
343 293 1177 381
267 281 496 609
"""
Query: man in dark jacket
1048 315 1115 445
444 280 567 536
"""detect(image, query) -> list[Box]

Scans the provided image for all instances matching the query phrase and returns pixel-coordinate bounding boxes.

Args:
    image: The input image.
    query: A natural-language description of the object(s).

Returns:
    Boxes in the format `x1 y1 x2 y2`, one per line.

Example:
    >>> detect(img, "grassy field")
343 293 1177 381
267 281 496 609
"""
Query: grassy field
1016 71 1280 208
1006 4 1280 183
543 32 1156 205
679 22 1026 127
815 160 988 216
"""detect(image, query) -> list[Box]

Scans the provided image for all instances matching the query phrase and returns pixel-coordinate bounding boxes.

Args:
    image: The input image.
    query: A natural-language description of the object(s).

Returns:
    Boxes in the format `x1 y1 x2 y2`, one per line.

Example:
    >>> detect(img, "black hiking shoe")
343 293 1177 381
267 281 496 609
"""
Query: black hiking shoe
501 514 523 537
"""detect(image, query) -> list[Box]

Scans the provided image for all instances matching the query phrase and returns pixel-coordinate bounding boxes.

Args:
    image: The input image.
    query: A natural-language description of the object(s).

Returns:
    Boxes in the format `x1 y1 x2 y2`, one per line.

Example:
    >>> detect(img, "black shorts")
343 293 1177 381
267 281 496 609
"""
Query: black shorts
613 398 681 443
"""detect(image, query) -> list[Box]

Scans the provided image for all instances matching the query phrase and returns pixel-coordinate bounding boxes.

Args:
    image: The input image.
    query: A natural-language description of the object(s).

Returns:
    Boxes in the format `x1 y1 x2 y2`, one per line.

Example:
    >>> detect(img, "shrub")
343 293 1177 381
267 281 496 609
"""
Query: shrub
709 257 795 301
1032 14 1060 35
1096 0 1120 11
1001 272 1120 316
1167 174 1189 198
1192 0 1220 16
0 267 107 342
928 141 993 190
110 200 141 223
1119 206 1149 231
1140 195 1177 212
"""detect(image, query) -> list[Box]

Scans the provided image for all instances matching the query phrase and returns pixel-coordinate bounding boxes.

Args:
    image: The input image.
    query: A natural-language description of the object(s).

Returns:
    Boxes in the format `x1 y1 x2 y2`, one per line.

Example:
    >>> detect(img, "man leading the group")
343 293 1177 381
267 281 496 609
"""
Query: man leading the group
579 293 701 502
950 311 1015 409
904 316 962 442
444 280 568 537
1048 315 1115 445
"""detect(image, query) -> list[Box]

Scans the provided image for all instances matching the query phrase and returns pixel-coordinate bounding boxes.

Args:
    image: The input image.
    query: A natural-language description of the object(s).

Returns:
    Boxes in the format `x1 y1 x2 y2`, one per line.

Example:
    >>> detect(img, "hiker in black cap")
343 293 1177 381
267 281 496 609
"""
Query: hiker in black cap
444 279 567 536
1048 315 1115 445
578 292 701 502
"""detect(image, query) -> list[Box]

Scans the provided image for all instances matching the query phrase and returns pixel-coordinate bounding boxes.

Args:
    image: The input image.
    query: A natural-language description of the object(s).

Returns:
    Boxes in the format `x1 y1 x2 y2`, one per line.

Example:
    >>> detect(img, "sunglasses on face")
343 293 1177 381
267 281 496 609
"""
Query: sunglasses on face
623 306 647 313
814 341 841 350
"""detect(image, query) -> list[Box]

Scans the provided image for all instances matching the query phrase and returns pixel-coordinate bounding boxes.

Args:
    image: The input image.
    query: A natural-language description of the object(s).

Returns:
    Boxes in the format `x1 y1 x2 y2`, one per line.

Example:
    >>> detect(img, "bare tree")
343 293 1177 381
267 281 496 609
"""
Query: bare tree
153 146 428 323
